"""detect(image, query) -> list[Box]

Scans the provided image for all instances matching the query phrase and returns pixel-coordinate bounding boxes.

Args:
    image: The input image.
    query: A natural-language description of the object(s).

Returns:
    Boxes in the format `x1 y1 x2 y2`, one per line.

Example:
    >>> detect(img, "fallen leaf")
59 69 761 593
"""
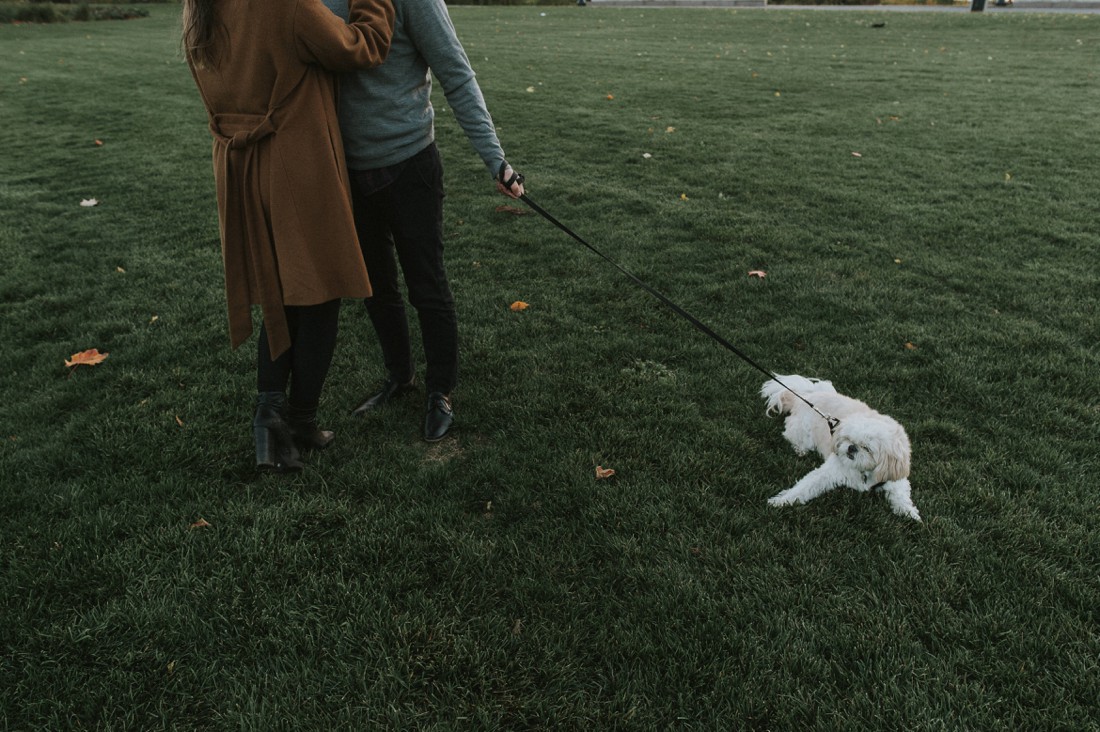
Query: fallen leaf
680 193 689 201
512 619 523 636
526 86 536 93
774 91 782 97
748 270 767 279
1004 172 1012 182
665 126 676 133
80 198 99 207
116 266 126 273
894 258 903 264
65 348 108 368
495 205 529 216
189 518 210 529
510 301 529 312
851 152 863 158
642 153 652 159
175 415 185 427
150 315 159 324
94 139 104 146
606 94 615 100
595 465 616 479
904 342 918 350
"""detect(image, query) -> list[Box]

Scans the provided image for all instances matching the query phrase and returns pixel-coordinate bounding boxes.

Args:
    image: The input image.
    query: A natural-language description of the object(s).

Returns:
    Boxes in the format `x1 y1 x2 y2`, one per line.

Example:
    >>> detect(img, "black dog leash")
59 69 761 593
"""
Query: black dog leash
497 164 839 431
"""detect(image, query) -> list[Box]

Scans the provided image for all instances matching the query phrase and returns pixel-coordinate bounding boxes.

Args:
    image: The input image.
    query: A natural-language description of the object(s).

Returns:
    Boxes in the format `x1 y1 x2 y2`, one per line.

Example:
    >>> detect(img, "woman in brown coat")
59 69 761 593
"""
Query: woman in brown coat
183 0 395 472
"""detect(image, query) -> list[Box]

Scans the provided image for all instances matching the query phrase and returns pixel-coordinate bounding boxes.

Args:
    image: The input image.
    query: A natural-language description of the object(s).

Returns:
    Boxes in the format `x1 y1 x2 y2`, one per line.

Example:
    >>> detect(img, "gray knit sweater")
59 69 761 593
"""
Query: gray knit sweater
322 0 505 176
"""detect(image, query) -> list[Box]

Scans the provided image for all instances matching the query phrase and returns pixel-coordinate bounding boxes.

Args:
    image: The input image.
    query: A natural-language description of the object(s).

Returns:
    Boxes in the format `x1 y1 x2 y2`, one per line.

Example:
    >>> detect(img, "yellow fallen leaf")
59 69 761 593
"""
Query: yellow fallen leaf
510 301 529 312
665 126 676 133
595 466 616 479
65 348 108 368
680 193 689 201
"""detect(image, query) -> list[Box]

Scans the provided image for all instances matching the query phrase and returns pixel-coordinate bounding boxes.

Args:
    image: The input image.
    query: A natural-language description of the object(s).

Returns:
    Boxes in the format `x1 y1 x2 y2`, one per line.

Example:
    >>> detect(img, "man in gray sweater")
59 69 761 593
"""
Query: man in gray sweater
323 0 524 442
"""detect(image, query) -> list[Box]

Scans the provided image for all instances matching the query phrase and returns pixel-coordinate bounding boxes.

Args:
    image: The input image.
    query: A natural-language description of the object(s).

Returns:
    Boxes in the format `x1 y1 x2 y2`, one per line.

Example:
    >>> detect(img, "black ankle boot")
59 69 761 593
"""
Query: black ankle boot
285 401 335 450
253 392 303 472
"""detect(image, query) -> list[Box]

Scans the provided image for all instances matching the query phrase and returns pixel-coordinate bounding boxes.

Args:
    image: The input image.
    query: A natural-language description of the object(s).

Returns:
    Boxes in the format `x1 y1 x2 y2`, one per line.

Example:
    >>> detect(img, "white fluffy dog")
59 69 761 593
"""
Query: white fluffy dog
761 374 920 521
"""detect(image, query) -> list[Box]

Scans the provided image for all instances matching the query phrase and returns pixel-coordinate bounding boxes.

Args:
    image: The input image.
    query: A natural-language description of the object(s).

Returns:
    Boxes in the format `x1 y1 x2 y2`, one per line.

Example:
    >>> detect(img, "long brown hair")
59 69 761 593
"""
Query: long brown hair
182 0 221 69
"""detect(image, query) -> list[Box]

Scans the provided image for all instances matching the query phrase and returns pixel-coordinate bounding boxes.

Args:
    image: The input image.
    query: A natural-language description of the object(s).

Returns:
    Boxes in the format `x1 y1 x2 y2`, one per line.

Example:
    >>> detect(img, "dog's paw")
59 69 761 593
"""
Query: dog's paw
767 492 798 507
895 505 922 522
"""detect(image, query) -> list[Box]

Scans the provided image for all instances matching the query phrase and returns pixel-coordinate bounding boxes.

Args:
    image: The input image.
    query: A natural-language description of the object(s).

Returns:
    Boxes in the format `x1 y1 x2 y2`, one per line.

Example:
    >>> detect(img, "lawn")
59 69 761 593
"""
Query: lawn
1 4 1098 729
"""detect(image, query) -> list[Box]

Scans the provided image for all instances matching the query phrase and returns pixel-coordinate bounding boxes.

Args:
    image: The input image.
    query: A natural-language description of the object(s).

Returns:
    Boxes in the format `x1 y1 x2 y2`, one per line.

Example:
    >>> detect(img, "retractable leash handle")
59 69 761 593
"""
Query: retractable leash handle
505 175 843 434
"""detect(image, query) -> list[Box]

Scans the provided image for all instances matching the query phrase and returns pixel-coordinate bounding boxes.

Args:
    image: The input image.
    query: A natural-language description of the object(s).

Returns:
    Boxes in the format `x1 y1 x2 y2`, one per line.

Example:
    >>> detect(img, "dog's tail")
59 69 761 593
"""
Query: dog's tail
761 374 835 416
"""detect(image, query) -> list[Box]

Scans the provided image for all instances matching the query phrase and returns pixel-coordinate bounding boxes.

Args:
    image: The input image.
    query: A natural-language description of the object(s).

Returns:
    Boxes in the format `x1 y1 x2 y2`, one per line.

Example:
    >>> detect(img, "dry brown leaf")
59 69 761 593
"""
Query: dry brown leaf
510 301 529 312
65 348 108 368
904 342 918 351
595 465 616 480
495 205 529 216
190 518 210 529
175 415 185 427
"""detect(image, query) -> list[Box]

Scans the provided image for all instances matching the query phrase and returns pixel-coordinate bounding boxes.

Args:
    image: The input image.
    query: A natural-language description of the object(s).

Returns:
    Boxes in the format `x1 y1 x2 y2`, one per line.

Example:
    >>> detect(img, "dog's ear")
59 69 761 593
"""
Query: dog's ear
873 441 910 483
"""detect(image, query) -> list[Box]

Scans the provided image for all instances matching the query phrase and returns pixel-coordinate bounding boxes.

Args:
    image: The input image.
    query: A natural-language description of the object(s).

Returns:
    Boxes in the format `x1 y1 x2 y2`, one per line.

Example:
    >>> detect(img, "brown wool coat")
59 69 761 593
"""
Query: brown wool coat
188 0 395 358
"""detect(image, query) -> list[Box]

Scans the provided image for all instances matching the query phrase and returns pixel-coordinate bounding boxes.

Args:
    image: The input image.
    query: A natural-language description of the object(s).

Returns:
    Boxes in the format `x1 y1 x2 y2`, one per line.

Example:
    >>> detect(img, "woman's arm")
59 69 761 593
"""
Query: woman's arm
295 0 395 72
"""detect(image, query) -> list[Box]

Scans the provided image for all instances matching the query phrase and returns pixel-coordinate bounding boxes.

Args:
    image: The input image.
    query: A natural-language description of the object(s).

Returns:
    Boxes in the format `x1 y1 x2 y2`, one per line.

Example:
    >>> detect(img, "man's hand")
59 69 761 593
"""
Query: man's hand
496 163 525 199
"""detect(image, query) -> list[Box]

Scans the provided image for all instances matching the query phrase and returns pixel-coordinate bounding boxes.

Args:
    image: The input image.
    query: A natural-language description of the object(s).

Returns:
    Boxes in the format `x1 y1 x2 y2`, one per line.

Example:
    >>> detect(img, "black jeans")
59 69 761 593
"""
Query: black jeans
349 144 457 396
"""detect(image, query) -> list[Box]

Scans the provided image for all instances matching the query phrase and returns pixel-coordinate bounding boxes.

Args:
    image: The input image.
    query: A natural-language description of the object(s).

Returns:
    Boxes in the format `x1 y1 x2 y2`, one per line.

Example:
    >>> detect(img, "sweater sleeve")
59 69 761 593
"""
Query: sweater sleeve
406 0 506 176
295 0 395 72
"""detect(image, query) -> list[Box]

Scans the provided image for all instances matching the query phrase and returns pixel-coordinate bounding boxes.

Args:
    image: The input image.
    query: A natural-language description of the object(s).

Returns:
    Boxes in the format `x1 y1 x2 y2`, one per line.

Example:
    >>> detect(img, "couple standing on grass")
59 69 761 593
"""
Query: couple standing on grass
182 0 526 472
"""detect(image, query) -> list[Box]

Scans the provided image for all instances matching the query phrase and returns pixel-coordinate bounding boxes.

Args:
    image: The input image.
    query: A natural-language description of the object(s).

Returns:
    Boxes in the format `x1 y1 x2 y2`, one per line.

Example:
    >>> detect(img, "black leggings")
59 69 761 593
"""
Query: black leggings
256 299 341 409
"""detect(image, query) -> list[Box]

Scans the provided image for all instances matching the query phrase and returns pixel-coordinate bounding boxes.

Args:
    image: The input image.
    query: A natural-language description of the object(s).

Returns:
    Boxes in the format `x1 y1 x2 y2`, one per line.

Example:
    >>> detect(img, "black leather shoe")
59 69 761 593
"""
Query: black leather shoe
350 375 416 417
424 392 453 442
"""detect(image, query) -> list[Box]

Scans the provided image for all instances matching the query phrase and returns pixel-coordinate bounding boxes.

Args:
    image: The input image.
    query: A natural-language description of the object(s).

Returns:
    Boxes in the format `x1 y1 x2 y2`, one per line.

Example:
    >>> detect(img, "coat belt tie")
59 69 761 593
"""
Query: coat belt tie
208 111 291 359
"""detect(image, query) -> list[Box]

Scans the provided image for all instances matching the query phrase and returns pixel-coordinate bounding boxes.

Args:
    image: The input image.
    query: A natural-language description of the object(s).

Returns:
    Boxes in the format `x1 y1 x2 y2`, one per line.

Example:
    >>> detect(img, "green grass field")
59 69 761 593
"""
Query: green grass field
2 5 1098 729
